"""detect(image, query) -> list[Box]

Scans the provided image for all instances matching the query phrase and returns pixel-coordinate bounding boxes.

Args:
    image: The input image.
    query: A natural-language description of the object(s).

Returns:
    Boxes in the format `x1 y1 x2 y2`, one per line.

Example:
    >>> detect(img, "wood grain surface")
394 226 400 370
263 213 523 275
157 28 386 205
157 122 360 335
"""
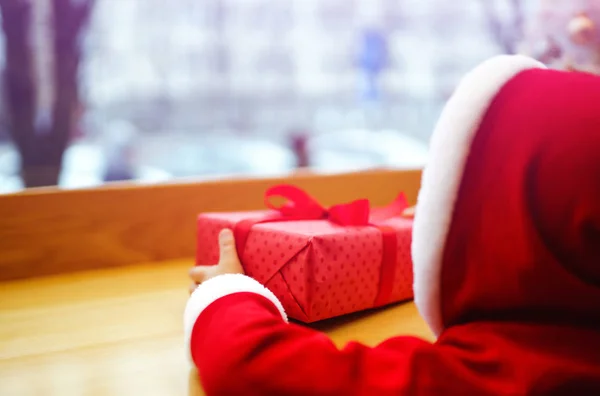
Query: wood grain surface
0 169 422 281
0 259 434 396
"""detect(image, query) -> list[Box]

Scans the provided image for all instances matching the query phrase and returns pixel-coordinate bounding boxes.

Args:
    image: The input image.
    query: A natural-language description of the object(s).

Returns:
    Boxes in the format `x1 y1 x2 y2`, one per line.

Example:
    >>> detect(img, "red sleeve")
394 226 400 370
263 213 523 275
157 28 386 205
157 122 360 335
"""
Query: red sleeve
184 274 443 396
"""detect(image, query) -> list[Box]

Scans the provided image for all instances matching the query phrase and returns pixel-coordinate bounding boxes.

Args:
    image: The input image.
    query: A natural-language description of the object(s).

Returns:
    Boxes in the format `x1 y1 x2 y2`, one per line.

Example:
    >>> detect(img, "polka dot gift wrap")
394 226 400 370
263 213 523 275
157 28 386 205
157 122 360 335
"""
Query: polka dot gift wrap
195 187 414 323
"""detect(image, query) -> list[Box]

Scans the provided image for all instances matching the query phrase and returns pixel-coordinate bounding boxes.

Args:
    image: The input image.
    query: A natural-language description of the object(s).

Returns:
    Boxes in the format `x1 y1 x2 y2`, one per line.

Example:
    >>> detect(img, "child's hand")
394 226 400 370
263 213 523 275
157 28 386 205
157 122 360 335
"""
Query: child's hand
402 206 415 219
189 229 245 294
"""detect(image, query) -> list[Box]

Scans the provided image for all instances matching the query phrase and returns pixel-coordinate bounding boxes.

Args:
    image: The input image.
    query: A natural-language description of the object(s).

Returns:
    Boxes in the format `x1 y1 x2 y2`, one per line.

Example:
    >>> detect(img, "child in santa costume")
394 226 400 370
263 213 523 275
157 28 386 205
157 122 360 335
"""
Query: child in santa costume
186 55 600 395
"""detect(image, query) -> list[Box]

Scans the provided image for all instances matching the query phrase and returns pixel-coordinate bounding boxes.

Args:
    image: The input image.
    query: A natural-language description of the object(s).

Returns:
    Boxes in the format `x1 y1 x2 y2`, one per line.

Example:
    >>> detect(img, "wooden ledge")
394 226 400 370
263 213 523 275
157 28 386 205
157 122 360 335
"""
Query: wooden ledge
0 168 422 281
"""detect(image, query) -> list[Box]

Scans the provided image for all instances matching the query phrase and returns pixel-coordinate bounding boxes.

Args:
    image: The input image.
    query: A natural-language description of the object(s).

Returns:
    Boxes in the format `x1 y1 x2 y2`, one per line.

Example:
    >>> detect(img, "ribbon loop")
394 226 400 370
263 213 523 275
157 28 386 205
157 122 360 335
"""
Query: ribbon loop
369 193 409 222
265 184 327 219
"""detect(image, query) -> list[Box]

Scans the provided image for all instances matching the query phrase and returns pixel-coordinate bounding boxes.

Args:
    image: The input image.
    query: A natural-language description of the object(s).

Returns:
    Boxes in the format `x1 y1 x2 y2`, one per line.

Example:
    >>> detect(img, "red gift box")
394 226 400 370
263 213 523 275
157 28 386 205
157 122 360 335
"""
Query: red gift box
196 185 414 323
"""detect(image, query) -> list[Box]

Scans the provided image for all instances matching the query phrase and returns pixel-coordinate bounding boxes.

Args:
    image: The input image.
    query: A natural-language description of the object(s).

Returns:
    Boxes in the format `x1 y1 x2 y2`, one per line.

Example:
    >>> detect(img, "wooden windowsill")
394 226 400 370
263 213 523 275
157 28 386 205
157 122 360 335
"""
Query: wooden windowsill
0 168 422 281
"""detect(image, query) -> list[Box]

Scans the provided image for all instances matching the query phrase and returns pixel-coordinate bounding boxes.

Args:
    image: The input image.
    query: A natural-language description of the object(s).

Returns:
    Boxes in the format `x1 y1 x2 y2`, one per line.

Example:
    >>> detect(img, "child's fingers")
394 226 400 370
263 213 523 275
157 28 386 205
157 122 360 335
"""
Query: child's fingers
189 266 212 283
187 230 244 294
218 229 240 264
402 206 415 219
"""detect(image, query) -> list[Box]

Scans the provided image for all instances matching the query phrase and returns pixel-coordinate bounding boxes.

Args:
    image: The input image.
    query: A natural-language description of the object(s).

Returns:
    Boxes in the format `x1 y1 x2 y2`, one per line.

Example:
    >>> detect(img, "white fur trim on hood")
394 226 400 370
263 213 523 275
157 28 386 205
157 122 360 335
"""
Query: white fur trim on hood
411 55 546 337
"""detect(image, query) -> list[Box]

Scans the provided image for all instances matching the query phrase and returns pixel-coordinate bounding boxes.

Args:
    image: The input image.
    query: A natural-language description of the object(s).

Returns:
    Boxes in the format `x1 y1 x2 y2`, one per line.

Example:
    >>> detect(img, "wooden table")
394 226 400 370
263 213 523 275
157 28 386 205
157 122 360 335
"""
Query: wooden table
0 259 433 396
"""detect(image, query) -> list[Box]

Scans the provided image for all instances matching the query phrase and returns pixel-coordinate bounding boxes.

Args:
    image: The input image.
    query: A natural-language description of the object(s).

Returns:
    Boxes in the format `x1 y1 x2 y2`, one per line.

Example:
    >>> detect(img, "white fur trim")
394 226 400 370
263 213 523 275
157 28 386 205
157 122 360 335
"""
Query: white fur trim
184 273 287 361
411 55 546 337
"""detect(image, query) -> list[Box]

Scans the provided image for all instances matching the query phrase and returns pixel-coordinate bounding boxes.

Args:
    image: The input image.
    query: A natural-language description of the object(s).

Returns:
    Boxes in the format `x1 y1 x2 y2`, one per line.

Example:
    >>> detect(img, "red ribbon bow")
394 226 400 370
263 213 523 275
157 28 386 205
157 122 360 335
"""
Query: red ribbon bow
234 184 410 307
265 184 371 225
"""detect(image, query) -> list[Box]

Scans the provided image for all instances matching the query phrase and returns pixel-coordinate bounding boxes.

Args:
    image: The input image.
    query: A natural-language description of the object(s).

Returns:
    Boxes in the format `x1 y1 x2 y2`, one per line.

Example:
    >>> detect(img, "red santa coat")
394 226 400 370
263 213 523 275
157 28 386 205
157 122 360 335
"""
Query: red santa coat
184 55 600 395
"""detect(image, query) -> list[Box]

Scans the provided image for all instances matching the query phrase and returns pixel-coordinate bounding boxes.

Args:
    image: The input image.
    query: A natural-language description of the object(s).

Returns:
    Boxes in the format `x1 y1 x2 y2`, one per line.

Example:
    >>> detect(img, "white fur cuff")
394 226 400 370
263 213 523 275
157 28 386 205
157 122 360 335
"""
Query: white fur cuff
184 273 288 355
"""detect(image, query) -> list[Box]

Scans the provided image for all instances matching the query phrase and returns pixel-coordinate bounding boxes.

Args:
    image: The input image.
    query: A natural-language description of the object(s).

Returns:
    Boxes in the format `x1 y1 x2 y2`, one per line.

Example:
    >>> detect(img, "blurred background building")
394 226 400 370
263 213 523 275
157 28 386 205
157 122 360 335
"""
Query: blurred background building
0 0 597 193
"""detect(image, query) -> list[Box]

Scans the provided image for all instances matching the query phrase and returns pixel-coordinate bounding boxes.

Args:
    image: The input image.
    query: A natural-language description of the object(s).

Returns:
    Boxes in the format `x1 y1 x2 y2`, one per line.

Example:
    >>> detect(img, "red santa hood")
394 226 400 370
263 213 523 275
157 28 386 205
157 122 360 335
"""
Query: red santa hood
412 55 600 337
